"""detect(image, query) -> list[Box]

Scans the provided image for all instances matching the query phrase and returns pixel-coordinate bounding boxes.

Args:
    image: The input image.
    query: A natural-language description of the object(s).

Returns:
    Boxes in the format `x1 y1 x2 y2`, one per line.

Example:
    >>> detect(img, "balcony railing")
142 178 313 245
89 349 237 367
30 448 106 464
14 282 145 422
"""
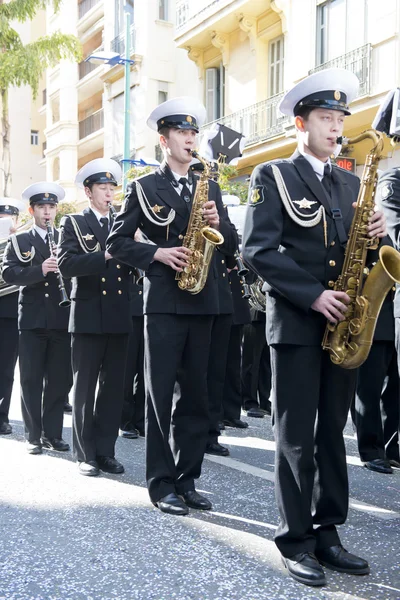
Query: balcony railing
79 109 104 139
309 44 371 98
78 46 104 80
202 93 291 148
78 0 101 20
176 0 229 31
110 28 135 56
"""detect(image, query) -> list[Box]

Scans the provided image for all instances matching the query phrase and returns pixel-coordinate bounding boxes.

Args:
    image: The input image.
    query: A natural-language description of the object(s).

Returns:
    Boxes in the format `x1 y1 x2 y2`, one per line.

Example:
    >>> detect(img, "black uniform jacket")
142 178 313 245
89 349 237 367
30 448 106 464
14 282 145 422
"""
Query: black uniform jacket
243 151 360 345
107 164 238 315
0 293 18 319
130 279 144 318
378 167 400 320
229 269 252 325
2 228 70 330
58 207 132 335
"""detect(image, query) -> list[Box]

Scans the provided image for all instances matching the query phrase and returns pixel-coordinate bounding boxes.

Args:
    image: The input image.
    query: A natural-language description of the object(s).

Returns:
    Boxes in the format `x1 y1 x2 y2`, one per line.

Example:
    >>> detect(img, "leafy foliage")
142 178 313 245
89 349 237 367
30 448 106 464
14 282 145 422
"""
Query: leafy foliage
218 164 248 204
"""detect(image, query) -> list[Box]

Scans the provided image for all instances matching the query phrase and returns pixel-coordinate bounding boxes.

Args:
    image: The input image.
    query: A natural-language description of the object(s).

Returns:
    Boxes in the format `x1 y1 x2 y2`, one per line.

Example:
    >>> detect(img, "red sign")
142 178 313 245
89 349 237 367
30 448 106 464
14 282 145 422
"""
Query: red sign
335 156 356 173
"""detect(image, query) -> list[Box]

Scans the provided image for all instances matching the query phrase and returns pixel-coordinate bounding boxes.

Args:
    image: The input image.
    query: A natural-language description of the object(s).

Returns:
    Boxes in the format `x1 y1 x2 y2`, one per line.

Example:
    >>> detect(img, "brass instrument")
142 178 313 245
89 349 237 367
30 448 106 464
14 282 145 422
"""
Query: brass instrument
45 220 71 307
248 276 266 313
175 150 224 294
322 129 400 369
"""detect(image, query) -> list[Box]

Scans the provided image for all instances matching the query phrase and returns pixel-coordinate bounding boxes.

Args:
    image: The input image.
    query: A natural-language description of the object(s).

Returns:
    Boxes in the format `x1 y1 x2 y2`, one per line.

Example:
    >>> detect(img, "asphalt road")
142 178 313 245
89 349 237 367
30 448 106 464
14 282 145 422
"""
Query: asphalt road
1 371 400 600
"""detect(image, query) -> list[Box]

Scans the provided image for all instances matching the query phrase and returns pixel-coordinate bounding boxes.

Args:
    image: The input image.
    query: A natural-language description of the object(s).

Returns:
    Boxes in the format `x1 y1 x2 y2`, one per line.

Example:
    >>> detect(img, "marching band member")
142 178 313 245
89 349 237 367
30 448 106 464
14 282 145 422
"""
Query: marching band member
243 69 386 586
58 159 132 476
2 184 71 454
107 97 238 515
0 197 27 435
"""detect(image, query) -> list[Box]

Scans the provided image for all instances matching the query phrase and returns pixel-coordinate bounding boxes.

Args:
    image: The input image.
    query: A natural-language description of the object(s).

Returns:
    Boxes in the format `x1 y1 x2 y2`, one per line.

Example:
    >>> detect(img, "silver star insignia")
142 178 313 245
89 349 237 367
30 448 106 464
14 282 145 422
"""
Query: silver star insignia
83 234 94 241
293 198 317 210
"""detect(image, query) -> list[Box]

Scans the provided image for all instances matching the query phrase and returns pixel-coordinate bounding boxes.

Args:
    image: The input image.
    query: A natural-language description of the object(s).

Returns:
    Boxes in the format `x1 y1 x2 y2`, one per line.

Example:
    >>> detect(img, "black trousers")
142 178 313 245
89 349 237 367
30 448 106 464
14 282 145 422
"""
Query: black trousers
0 318 18 426
355 341 399 462
121 316 145 433
241 321 271 411
71 333 129 463
207 314 232 443
222 324 244 422
145 314 212 503
270 344 357 557
19 328 71 442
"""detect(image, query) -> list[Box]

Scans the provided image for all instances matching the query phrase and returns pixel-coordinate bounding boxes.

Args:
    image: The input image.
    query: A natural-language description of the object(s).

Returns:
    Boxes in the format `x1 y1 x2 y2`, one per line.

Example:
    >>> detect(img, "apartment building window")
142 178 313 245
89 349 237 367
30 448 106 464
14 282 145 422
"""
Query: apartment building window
31 130 39 146
159 0 168 21
115 0 134 37
269 36 284 96
158 81 169 105
316 0 367 65
205 63 225 123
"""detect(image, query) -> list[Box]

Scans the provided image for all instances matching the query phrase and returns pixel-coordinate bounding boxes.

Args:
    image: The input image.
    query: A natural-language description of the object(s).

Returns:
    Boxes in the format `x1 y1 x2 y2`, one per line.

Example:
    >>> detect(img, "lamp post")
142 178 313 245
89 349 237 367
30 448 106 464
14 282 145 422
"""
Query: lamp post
85 12 134 193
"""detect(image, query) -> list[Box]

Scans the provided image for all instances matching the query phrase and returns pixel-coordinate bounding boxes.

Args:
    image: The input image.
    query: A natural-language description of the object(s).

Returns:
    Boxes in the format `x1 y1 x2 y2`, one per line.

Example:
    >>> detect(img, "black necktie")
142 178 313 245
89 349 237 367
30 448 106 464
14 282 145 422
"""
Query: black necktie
322 164 332 196
179 177 192 208
99 217 109 245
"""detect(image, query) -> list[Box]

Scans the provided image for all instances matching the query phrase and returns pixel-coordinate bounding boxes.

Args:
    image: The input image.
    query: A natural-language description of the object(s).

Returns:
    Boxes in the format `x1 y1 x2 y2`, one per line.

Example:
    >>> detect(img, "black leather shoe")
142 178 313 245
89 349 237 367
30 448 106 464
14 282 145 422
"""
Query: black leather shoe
282 552 326 586
79 461 99 477
96 456 124 474
245 408 265 418
205 442 230 457
0 422 12 435
26 440 42 455
181 490 212 511
316 545 370 574
155 493 189 516
41 437 70 452
119 428 139 439
63 402 73 413
223 418 249 429
364 458 393 474
389 458 400 469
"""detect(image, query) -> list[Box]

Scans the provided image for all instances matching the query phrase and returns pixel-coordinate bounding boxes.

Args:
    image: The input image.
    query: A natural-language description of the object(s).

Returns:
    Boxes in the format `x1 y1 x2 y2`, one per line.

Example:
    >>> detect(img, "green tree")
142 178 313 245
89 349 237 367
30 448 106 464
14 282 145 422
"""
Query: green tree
218 163 249 204
0 0 82 195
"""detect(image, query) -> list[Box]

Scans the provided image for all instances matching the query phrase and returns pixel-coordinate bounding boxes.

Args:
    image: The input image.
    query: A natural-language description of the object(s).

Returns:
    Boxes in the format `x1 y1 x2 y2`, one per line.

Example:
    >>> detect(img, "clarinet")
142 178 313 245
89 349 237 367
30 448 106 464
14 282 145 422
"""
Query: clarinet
234 251 251 299
45 220 71 307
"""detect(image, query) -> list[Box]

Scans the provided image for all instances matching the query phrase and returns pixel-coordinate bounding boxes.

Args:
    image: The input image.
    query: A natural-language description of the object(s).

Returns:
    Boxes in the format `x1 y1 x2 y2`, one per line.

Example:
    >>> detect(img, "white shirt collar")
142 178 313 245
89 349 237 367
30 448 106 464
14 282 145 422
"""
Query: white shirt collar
171 169 190 184
299 149 331 181
33 224 48 240
90 207 109 224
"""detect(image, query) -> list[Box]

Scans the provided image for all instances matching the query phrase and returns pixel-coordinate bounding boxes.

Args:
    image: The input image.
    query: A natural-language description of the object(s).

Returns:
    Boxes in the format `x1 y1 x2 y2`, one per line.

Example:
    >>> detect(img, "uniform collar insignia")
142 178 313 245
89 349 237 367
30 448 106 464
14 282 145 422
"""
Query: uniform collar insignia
152 204 164 214
293 198 318 209
22 250 31 257
83 233 94 241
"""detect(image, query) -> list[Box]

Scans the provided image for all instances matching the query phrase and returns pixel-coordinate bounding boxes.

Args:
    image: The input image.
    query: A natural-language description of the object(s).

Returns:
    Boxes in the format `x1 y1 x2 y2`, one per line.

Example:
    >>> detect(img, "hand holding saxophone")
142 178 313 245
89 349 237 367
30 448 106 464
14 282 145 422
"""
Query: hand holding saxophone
203 200 220 229
311 290 350 323
355 203 387 238
154 246 192 272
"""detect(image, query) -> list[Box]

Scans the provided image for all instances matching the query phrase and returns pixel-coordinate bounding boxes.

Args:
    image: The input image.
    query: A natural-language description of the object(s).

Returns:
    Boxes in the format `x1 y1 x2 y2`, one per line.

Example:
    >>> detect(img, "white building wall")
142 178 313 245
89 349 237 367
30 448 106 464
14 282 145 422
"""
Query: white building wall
8 18 46 199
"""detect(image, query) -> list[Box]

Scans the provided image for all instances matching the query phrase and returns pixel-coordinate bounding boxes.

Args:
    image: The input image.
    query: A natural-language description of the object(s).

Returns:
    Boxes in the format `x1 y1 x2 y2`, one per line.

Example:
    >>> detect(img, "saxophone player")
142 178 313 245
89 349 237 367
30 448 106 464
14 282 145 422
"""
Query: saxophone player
243 69 387 587
2 183 71 454
107 97 238 515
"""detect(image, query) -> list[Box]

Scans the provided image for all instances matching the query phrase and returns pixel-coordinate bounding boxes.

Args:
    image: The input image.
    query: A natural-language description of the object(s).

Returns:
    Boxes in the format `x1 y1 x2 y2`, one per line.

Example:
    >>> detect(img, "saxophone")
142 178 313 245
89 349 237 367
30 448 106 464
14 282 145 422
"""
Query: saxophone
175 151 224 294
322 129 400 369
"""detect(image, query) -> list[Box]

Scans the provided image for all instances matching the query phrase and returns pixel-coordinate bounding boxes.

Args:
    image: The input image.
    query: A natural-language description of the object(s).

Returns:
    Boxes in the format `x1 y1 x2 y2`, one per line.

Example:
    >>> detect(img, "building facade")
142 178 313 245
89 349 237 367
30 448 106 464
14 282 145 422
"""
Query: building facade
44 0 200 204
175 0 400 177
7 10 46 200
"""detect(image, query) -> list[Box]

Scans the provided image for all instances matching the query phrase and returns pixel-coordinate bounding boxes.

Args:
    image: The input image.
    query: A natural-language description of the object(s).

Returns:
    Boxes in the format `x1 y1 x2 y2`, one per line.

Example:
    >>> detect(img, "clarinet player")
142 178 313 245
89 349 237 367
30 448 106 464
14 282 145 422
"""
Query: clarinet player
2 183 71 455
